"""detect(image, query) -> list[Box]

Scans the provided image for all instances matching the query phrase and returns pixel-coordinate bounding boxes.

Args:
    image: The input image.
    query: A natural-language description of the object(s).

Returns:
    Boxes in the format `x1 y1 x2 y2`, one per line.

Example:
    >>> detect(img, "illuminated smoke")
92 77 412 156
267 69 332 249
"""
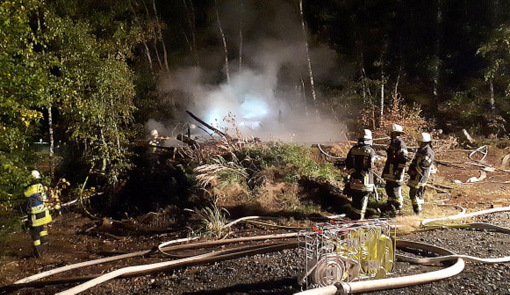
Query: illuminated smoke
147 1 346 144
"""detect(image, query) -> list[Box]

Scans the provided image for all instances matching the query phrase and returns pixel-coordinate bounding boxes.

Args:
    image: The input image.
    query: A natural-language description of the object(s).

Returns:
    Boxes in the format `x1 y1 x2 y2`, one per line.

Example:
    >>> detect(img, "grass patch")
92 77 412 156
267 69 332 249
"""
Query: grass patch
236 143 343 182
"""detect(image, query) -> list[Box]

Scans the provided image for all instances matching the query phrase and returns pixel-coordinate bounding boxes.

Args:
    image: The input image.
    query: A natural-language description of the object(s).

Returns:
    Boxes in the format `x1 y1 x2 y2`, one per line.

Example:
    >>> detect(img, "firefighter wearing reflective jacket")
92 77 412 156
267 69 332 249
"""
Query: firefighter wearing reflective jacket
408 133 434 214
24 170 52 257
382 124 408 211
344 129 376 220
149 129 161 153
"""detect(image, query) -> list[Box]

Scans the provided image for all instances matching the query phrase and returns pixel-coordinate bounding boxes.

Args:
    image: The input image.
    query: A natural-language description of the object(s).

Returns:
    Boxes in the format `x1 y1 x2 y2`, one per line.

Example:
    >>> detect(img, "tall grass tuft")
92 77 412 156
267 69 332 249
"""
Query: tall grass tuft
194 155 249 188
195 204 229 238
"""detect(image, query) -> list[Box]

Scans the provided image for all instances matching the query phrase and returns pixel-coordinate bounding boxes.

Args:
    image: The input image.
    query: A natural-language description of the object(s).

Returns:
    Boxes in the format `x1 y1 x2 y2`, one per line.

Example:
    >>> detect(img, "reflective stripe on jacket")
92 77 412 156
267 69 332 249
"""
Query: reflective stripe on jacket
24 183 52 226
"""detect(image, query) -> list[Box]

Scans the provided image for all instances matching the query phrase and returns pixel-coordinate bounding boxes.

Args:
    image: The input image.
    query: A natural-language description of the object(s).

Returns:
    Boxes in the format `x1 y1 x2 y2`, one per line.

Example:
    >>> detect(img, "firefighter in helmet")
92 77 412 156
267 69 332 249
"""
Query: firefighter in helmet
408 133 434 214
344 129 376 220
149 129 171 151
24 170 52 257
382 124 408 212
149 129 160 148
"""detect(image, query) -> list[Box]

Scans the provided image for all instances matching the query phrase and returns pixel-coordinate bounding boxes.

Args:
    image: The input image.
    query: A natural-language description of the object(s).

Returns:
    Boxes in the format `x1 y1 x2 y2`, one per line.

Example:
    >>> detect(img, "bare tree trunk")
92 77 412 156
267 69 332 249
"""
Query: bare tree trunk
433 0 443 100
143 42 153 71
490 78 495 112
182 0 199 67
380 70 385 125
214 0 230 83
488 0 499 112
153 39 163 69
238 0 243 73
140 0 163 69
180 23 194 53
129 0 153 70
300 76 308 117
100 128 107 172
379 39 388 127
152 0 169 72
299 0 317 111
48 107 54 178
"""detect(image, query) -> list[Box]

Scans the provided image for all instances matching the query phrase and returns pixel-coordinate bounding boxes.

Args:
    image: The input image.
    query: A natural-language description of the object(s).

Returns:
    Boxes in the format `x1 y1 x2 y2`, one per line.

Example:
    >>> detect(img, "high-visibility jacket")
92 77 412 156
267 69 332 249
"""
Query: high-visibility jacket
383 137 408 183
408 145 434 188
345 142 376 192
24 183 52 227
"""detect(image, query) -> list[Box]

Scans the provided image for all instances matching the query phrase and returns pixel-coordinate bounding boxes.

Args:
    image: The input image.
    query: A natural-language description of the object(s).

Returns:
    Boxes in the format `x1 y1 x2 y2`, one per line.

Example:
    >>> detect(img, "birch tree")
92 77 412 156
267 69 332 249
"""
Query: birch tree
215 0 230 83
299 0 317 109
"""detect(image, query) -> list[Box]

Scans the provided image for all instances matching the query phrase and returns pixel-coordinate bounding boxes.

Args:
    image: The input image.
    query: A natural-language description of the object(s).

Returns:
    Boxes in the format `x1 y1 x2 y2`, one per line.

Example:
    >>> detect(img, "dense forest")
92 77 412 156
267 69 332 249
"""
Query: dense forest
2 0 510 207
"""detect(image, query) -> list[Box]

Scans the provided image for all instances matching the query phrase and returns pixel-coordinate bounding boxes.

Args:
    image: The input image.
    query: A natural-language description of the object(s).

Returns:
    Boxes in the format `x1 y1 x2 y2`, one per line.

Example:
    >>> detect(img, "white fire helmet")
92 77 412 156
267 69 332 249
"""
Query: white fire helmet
391 123 404 133
420 132 431 143
150 129 158 137
31 170 41 180
362 129 372 141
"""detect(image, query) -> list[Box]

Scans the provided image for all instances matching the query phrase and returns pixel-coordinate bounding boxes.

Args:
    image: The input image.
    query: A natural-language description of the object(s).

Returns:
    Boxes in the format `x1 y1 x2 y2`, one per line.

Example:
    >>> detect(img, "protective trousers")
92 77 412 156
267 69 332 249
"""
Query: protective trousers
385 181 403 210
351 191 370 220
409 187 425 214
30 224 49 257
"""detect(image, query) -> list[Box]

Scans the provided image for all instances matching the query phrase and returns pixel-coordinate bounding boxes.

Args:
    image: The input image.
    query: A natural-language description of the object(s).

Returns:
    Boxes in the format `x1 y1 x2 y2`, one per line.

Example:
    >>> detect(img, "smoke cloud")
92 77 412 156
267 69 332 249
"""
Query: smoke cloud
146 0 346 144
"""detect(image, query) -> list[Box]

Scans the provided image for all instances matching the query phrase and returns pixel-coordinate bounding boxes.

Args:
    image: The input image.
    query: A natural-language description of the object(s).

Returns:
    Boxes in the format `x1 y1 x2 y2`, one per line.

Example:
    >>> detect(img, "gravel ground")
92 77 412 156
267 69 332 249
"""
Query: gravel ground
74 212 510 295
3 212 509 295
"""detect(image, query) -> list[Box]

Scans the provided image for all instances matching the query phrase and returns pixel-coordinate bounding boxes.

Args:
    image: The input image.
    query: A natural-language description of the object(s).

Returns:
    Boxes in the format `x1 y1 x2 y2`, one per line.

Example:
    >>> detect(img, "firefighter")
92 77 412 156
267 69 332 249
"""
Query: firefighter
344 129 376 220
149 129 171 149
24 170 52 257
149 129 161 148
382 124 408 212
408 133 434 214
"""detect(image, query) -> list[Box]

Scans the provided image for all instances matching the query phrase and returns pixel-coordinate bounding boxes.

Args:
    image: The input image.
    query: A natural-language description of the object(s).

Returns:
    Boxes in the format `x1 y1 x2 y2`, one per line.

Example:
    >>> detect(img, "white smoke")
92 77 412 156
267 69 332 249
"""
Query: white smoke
146 1 346 144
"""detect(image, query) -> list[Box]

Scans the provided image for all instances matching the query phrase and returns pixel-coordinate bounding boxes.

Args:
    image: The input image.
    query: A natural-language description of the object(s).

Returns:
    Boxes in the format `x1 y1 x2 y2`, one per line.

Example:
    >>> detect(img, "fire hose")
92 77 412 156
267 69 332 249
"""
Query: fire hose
55 242 298 295
7 208 510 294
295 240 466 295
296 206 510 294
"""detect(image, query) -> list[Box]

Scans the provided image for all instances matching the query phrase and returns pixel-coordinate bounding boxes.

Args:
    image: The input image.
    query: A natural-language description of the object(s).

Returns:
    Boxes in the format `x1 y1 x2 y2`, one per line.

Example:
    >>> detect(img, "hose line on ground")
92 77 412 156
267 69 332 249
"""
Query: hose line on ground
297 206 510 294
56 242 299 295
295 240 465 295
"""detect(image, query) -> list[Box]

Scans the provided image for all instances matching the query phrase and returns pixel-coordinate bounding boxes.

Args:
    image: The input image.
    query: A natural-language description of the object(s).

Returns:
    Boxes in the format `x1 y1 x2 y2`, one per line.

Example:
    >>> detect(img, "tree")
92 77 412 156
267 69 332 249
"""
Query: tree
44 1 142 183
478 23 510 114
0 0 48 201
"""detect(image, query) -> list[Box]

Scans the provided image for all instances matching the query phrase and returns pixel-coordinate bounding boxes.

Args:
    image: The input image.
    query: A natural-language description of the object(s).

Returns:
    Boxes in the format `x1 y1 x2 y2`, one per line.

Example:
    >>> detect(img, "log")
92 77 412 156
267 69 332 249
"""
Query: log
186 110 229 139
176 134 197 147
426 184 449 194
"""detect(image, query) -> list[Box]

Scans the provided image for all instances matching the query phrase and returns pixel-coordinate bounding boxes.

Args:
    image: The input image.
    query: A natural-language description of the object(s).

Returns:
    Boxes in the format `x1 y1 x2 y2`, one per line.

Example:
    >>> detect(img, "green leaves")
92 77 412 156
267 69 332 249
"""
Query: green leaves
0 0 152 196
478 24 510 85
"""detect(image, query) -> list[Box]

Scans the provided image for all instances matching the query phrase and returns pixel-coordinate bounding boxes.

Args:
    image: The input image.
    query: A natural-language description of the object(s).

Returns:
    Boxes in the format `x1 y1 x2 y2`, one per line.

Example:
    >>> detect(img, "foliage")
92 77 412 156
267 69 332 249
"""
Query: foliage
0 0 160 199
237 143 342 182
44 2 142 182
0 0 48 204
478 24 510 95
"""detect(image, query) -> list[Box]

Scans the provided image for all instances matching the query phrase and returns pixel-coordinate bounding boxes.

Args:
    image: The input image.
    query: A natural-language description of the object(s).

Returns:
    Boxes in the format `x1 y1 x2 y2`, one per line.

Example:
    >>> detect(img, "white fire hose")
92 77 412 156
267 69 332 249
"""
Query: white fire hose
296 206 510 294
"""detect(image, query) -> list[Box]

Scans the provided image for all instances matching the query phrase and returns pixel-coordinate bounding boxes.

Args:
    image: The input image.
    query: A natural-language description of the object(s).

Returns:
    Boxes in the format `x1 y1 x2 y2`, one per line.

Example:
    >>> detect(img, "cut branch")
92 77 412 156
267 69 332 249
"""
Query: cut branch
186 110 229 139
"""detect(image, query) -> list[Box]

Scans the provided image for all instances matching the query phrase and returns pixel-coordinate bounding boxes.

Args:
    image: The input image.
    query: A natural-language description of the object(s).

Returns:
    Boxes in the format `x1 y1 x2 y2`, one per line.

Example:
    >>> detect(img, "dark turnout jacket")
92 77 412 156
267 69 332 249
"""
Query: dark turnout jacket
408 144 434 188
345 141 376 192
383 137 408 183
